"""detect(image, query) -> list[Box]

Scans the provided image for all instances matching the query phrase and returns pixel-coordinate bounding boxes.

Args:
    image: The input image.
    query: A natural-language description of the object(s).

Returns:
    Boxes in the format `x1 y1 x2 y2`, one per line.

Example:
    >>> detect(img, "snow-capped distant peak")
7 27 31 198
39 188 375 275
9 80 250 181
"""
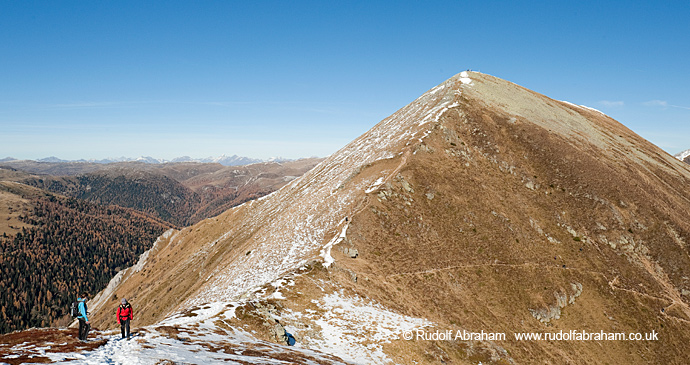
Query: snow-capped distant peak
20 155 297 166
135 156 166 164
674 149 690 161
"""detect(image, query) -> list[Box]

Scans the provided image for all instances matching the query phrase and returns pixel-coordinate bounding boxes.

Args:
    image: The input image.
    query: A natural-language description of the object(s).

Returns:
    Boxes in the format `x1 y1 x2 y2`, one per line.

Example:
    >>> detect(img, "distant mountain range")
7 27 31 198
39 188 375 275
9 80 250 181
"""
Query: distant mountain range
0 154 295 166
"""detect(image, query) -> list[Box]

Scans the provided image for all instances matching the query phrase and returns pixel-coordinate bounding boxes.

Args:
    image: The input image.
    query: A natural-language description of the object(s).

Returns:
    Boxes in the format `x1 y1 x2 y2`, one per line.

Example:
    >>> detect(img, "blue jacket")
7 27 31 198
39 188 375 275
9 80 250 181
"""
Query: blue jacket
77 298 88 322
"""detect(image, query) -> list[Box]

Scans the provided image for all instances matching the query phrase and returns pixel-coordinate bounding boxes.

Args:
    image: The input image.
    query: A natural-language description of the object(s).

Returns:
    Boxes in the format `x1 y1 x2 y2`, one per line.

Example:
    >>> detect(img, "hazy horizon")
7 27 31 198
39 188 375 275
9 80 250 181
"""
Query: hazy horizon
0 154 319 163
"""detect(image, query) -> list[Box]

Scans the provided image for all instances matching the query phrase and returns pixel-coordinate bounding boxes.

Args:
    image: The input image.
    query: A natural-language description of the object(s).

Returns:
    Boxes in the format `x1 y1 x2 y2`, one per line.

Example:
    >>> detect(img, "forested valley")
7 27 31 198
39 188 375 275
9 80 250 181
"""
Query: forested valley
0 192 171 334
0 160 321 334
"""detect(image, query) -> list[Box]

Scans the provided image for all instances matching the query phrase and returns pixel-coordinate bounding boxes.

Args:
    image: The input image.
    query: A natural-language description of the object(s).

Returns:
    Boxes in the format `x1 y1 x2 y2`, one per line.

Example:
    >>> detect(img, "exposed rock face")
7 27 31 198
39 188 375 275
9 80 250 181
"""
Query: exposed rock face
90 72 690 364
530 282 583 323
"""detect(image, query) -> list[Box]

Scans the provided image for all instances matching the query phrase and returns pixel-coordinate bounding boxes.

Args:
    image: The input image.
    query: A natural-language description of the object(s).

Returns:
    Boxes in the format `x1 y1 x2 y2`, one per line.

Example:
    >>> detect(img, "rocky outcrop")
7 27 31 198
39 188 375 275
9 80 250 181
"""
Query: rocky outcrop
530 282 583 323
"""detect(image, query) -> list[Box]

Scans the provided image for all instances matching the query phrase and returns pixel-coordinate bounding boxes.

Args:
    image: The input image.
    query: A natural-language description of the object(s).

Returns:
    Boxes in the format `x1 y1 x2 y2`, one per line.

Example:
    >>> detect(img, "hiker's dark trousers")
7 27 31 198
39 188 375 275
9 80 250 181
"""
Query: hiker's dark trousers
78 318 90 340
120 318 130 338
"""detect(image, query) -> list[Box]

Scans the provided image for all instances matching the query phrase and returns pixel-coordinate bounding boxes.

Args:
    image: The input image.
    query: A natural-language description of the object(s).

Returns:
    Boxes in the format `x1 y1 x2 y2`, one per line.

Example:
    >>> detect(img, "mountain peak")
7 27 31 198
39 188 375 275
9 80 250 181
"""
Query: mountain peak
84 71 690 364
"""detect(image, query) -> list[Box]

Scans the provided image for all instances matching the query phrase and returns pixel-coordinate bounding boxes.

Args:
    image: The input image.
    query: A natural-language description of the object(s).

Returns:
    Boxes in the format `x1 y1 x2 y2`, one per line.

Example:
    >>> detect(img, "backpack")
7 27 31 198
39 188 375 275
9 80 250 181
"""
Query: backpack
70 301 79 317
286 332 296 346
71 299 87 318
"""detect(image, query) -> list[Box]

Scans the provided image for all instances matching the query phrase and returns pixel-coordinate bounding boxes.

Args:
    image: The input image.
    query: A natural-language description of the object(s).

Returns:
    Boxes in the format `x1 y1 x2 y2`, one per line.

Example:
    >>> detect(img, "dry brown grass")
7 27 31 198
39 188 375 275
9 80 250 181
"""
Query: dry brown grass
0 182 39 235
0 327 108 364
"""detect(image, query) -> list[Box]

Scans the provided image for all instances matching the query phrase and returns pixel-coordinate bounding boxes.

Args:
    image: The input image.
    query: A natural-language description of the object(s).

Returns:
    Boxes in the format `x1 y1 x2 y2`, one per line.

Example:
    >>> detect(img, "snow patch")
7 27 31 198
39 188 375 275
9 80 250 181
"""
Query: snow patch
159 301 229 327
43 313 348 365
419 99 460 126
365 177 385 193
459 71 472 85
559 100 608 117
320 220 350 268
579 105 607 116
284 289 434 364
428 83 446 95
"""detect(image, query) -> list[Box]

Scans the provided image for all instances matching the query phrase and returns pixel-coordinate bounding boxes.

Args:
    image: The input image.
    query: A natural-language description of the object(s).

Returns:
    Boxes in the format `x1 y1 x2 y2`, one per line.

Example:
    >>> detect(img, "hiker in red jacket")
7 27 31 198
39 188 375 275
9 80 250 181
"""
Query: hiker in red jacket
117 298 133 339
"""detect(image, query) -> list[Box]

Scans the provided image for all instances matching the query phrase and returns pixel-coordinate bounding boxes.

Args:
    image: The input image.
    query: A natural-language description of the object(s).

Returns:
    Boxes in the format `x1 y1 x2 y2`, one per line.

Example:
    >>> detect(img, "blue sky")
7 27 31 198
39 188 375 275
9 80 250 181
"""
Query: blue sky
1 1 689 160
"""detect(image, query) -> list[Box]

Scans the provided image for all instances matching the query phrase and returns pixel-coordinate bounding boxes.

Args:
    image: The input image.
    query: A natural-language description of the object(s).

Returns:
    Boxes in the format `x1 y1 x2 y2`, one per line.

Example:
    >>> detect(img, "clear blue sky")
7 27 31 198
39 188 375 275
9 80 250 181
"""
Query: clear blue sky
1 1 689 160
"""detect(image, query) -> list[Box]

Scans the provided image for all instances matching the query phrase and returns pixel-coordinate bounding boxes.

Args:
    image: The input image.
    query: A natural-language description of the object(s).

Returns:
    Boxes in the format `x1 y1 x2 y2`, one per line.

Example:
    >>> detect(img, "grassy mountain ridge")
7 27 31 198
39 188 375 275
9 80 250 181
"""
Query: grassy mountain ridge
86 72 690 363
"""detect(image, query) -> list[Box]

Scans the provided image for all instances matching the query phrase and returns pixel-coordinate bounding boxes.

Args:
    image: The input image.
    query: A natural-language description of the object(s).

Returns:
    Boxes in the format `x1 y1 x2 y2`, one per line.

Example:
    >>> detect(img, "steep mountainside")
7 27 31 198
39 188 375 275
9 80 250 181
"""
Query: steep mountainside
33 72 690 363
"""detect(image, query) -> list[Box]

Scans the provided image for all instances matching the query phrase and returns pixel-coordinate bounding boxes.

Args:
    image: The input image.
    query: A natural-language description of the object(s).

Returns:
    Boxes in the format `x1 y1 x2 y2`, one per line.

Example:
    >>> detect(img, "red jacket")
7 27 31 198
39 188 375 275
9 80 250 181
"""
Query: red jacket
117 303 133 323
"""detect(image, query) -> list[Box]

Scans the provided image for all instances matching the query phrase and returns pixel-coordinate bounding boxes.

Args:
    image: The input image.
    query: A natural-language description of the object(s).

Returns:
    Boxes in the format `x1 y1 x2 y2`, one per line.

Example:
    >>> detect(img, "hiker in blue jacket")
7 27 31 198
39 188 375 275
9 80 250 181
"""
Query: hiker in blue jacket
77 293 90 341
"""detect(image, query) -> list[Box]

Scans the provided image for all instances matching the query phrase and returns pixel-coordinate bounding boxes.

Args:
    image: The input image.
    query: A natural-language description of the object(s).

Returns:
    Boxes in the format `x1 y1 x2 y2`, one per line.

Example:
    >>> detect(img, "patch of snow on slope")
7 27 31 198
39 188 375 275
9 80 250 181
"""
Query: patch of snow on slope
459 71 473 85
320 220 349 268
418 99 460 126
428 83 446 95
365 177 385 193
38 301 350 364
559 100 580 109
284 289 434 364
579 105 606 115
46 324 348 364
559 100 609 117
159 301 229 327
